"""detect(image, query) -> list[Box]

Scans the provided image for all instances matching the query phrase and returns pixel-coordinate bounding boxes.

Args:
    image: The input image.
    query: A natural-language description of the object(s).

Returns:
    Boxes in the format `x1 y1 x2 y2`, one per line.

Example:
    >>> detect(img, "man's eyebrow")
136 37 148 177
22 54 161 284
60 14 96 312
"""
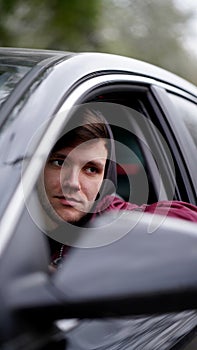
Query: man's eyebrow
49 152 67 159
48 154 106 167
85 160 106 167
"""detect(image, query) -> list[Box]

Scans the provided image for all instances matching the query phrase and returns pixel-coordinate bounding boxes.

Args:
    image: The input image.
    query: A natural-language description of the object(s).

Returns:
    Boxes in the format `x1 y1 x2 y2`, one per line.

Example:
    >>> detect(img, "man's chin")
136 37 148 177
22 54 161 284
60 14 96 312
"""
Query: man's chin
56 208 87 224
39 196 91 225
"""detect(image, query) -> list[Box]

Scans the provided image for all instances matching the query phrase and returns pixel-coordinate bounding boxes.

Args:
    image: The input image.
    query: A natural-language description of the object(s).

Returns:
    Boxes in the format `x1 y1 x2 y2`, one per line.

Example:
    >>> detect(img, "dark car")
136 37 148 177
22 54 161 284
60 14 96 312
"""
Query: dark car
0 47 197 350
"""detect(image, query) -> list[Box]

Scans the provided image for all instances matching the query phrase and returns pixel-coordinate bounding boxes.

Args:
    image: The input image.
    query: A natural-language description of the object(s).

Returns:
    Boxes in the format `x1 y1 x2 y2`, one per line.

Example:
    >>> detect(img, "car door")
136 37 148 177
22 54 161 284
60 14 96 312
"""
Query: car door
47 74 197 350
32 74 197 348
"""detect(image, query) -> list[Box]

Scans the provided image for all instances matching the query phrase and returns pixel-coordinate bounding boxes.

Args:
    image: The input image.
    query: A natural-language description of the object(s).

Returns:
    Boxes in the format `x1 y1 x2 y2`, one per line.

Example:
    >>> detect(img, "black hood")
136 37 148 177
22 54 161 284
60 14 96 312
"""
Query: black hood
96 112 117 200
77 110 117 224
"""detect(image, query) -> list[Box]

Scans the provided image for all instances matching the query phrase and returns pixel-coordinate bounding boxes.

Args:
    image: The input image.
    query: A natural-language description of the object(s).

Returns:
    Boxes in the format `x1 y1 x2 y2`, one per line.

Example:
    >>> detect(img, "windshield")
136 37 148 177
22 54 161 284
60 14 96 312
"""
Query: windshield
0 48 58 109
0 58 44 216
0 64 31 108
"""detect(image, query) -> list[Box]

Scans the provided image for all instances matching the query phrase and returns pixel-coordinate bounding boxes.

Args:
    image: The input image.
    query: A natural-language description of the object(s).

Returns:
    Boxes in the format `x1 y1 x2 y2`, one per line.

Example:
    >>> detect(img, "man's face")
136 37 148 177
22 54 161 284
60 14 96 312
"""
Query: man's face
43 139 107 223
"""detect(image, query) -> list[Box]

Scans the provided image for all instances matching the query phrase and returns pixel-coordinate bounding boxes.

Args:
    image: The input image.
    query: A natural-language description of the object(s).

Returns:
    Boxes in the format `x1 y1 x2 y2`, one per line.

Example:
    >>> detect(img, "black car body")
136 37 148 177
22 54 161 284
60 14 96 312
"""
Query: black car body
0 48 197 349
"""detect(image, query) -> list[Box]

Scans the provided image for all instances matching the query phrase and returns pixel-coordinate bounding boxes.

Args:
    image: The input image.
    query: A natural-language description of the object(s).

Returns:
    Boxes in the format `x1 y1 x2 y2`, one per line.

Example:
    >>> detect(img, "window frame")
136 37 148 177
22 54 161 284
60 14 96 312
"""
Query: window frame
1 73 196 257
84 82 194 203
151 85 197 204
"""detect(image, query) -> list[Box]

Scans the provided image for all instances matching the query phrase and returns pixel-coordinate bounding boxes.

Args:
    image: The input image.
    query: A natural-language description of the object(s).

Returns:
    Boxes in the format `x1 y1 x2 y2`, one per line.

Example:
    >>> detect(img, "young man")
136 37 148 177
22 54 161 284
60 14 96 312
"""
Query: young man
39 107 197 268
39 108 117 226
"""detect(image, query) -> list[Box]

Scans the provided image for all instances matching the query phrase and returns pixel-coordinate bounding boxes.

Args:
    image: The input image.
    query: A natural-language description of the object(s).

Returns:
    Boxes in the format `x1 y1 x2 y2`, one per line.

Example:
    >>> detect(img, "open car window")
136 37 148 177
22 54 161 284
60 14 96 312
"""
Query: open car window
85 88 177 204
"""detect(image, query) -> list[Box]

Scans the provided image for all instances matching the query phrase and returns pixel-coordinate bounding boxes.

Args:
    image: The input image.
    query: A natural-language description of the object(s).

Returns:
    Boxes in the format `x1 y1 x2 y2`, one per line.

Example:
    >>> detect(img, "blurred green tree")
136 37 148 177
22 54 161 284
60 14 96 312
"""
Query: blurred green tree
0 0 101 50
0 0 196 83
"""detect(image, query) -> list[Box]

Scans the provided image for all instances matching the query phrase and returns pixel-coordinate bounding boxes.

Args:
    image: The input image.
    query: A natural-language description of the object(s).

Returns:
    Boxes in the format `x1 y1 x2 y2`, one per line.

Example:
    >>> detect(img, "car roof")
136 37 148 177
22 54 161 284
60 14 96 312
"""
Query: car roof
0 47 72 67
0 47 196 97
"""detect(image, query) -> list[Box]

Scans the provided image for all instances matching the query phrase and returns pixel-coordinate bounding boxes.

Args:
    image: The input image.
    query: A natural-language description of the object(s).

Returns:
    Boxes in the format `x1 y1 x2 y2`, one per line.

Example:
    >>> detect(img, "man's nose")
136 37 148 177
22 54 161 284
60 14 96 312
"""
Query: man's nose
61 166 81 191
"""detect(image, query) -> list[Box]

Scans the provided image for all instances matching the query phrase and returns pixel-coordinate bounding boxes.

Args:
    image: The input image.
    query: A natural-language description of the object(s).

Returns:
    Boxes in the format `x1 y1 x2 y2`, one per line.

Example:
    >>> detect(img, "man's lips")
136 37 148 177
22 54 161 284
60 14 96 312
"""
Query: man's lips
55 196 81 206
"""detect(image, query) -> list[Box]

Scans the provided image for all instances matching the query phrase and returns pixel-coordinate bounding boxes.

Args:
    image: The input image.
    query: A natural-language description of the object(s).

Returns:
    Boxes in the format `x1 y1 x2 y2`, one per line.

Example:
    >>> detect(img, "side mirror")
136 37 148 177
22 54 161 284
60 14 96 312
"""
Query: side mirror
52 212 197 317
4 211 197 321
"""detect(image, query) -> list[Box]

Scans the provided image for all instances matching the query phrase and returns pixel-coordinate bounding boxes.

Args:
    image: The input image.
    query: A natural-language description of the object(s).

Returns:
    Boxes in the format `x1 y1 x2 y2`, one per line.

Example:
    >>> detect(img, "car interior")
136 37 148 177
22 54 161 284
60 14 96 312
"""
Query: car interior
84 86 173 205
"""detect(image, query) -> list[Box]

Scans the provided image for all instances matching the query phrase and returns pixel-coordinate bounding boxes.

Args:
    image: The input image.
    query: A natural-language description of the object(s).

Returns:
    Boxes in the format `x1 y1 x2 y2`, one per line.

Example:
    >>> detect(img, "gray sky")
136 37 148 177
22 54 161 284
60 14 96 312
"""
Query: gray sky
174 0 197 56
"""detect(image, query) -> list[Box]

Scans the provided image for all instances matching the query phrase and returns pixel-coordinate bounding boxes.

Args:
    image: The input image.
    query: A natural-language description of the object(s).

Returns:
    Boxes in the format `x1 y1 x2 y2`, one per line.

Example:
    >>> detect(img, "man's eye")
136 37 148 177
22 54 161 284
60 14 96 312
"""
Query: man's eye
85 166 98 174
50 159 64 167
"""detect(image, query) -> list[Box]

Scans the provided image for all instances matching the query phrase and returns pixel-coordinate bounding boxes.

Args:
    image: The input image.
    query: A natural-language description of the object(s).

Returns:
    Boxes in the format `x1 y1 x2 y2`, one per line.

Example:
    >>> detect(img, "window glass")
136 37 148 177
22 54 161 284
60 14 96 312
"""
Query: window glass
0 65 31 108
168 93 197 149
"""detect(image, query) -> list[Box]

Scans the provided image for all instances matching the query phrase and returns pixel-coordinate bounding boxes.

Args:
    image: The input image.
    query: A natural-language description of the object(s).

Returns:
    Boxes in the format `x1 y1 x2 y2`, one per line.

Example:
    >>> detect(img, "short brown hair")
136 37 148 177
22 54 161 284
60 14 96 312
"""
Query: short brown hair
52 107 109 153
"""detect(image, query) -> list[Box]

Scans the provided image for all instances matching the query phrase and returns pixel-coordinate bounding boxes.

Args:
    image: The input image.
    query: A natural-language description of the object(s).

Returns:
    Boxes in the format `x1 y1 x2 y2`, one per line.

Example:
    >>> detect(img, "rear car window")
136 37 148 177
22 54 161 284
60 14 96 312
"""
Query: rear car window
168 93 197 149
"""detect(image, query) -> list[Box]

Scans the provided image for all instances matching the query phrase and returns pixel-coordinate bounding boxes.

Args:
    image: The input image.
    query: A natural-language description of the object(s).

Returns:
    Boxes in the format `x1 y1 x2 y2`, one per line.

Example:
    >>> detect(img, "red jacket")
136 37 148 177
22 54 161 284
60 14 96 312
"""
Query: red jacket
92 195 197 222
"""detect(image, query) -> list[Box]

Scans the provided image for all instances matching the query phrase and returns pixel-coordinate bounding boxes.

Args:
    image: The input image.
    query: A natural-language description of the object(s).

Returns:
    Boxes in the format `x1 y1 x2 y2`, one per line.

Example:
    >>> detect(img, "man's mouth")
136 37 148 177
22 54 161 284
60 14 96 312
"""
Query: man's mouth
55 196 81 207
